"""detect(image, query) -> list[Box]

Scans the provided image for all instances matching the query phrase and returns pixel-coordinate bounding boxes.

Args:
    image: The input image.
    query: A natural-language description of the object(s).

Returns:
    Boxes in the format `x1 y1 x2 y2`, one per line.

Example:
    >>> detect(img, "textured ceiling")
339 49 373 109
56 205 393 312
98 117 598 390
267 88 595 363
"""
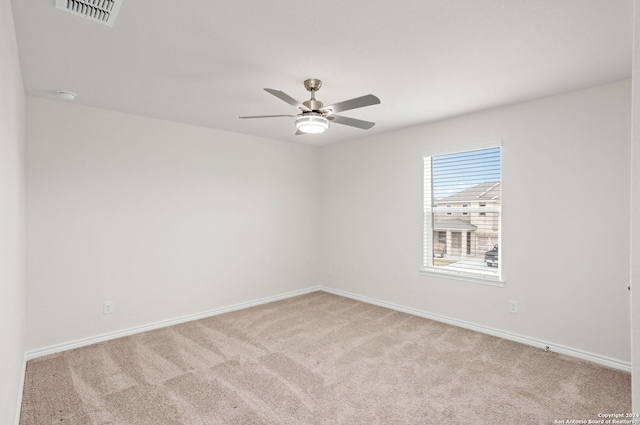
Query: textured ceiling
10 0 633 145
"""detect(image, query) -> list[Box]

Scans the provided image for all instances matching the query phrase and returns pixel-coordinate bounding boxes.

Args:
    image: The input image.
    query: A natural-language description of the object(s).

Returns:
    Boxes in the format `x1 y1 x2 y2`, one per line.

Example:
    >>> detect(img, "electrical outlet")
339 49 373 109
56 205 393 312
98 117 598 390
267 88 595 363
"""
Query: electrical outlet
509 300 518 314
103 301 114 315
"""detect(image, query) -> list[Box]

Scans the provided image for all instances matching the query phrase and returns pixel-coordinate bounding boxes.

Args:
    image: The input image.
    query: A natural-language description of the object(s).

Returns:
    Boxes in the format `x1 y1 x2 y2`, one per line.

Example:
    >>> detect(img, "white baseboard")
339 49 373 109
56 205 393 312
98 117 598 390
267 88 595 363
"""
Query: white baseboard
25 286 322 361
24 284 630 373
321 286 632 373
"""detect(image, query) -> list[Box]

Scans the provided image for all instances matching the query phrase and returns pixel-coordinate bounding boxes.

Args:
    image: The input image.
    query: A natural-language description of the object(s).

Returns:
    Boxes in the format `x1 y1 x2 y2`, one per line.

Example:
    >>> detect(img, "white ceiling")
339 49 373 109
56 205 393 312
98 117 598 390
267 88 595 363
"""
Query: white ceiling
10 0 633 146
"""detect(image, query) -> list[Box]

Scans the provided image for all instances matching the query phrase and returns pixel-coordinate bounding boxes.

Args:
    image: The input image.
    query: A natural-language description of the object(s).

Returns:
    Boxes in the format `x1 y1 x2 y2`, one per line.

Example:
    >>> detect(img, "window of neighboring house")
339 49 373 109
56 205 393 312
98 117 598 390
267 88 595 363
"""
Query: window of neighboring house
422 145 502 284
434 231 447 258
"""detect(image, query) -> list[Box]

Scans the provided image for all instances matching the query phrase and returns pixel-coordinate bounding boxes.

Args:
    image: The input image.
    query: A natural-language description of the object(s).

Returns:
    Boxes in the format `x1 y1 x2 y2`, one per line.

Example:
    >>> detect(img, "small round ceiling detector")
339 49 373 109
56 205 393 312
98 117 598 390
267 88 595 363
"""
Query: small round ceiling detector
56 90 77 101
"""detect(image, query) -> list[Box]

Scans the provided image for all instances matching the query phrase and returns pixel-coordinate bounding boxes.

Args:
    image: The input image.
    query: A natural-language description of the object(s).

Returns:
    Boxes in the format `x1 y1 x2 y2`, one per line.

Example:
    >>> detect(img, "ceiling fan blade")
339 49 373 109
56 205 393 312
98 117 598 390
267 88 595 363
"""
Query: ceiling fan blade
295 129 307 136
239 114 297 119
322 94 380 114
328 114 376 130
264 88 311 112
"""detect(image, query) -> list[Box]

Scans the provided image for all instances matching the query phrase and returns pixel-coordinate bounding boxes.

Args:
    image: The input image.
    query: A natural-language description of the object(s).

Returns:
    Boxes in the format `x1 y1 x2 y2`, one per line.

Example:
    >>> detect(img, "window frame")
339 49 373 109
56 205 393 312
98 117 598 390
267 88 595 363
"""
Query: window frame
420 143 504 286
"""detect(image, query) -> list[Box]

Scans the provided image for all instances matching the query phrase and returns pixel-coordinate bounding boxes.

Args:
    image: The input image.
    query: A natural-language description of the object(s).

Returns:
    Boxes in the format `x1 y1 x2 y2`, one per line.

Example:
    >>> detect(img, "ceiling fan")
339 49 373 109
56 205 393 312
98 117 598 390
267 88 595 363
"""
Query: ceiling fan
239 79 380 135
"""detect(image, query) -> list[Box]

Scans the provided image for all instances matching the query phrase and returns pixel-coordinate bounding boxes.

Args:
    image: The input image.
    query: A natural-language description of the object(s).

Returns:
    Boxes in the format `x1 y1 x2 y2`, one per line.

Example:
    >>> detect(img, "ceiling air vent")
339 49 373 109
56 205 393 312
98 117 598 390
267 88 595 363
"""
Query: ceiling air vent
55 0 123 27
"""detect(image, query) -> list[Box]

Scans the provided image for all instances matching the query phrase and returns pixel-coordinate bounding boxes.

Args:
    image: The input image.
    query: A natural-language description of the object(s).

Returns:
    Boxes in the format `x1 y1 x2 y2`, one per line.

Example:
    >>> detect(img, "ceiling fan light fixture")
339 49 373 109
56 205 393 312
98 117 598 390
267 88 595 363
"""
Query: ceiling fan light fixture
295 114 329 134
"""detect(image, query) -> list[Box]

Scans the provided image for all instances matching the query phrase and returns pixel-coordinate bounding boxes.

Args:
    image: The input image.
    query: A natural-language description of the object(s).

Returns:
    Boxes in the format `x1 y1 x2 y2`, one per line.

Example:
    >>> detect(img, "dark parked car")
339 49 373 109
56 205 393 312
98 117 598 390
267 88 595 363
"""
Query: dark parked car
484 245 498 267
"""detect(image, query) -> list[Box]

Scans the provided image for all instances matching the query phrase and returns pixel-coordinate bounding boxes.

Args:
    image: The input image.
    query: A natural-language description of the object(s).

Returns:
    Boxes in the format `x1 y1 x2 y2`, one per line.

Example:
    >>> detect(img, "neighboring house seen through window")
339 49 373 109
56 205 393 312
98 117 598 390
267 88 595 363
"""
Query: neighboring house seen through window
422 146 502 283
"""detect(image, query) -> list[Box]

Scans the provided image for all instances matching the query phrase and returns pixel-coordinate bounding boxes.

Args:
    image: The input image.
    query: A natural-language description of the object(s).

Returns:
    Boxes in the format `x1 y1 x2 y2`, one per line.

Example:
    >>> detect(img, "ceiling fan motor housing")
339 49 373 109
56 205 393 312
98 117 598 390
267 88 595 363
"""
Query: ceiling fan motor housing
303 99 323 111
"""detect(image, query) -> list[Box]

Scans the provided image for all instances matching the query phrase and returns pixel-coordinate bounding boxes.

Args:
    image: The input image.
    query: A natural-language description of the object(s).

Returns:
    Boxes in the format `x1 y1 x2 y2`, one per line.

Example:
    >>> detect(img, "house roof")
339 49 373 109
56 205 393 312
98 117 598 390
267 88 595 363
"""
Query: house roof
8 0 633 146
434 218 478 231
437 181 501 204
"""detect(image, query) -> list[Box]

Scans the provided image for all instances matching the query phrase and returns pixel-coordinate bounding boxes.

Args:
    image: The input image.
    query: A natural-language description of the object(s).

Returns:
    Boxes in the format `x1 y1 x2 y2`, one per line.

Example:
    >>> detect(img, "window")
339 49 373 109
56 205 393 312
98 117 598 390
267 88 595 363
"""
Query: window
422 146 502 284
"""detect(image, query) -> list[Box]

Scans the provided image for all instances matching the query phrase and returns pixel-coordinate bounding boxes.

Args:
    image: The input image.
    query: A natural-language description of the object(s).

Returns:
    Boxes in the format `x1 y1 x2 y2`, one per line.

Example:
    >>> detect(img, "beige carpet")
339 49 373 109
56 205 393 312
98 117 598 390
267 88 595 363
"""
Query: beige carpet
20 291 630 424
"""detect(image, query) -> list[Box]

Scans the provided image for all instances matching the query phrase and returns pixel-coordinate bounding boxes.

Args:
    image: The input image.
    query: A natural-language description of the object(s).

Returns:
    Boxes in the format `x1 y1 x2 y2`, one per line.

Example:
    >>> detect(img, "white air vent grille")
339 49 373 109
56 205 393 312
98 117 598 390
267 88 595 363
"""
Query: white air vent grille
55 0 123 27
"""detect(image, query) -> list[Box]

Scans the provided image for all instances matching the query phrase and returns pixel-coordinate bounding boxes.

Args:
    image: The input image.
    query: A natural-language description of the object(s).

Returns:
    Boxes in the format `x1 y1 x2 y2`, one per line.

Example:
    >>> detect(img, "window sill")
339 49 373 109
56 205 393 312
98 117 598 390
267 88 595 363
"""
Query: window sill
419 267 505 287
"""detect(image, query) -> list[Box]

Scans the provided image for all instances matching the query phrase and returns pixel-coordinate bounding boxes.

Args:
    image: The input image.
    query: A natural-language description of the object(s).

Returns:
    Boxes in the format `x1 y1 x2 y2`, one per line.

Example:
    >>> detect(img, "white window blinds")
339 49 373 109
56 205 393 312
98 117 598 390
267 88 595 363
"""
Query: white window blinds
423 146 502 281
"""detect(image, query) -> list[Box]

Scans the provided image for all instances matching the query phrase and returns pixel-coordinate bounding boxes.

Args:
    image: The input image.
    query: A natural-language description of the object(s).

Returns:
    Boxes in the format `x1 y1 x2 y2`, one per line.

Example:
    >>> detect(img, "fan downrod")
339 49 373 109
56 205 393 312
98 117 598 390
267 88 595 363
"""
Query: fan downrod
302 78 322 112
303 79 323 110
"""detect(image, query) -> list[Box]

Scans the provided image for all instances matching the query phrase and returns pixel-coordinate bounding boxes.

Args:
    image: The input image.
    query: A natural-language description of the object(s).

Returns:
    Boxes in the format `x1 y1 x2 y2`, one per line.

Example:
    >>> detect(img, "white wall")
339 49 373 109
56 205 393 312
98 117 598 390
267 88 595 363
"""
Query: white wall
25 97 320 350
320 80 631 364
631 0 640 410
22 76 633 404
0 0 25 423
